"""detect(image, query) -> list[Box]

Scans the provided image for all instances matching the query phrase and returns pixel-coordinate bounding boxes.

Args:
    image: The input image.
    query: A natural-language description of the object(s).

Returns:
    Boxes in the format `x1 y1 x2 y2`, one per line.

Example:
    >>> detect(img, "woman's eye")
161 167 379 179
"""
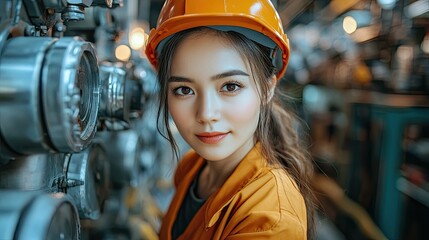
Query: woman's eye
221 83 241 92
174 86 194 96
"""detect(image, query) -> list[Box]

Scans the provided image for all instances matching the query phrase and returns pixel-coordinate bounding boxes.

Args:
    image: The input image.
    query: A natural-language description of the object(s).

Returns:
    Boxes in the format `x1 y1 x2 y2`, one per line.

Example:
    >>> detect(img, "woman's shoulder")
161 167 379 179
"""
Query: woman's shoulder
239 167 306 221
227 167 307 237
244 167 305 208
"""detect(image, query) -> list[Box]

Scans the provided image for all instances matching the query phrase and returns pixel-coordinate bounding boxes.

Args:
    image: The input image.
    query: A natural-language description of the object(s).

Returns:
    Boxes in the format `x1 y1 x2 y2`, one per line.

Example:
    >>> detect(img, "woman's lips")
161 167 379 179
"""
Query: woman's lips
196 132 229 144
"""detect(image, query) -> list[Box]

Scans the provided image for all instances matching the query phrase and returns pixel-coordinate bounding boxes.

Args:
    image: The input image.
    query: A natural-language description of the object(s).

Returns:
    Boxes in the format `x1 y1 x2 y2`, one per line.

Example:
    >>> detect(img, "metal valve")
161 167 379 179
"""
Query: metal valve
0 36 100 155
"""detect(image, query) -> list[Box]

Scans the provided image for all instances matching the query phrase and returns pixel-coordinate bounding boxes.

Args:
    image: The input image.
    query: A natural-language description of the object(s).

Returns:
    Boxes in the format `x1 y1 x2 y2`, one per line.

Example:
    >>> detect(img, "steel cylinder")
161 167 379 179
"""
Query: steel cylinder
0 36 100 154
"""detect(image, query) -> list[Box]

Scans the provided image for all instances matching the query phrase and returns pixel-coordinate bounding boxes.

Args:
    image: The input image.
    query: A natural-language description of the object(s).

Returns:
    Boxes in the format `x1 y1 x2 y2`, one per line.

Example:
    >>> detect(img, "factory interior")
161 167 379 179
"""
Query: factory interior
0 0 428 239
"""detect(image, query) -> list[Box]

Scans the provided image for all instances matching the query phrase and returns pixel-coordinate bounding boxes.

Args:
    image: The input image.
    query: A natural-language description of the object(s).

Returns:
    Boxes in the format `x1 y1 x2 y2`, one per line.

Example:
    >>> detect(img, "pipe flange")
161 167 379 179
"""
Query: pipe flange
98 62 127 121
42 36 100 153
0 191 80 240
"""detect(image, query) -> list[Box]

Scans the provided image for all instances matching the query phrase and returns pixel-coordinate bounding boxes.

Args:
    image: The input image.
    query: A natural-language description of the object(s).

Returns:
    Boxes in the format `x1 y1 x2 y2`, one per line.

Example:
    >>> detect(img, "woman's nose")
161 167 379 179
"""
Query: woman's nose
196 92 220 124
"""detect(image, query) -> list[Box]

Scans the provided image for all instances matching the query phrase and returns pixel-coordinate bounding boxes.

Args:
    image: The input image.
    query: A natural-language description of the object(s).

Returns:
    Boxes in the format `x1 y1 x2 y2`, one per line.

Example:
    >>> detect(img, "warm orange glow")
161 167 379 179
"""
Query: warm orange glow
343 16 357 34
115 44 131 61
129 27 148 50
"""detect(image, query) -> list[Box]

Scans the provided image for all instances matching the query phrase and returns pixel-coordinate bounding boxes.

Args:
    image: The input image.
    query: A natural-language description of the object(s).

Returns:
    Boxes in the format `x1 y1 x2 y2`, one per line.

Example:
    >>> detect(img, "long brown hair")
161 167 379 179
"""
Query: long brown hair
156 27 315 238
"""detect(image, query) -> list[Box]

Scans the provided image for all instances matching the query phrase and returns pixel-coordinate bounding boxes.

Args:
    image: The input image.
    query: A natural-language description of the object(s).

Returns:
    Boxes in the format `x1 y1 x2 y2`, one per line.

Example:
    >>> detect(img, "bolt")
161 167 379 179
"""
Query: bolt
53 177 84 189
24 26 35 36
65 178 84 187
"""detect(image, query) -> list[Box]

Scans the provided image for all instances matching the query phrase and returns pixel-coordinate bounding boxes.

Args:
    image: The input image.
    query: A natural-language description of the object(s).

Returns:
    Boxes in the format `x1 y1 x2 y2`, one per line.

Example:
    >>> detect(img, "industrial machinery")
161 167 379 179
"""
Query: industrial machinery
0 1 166 239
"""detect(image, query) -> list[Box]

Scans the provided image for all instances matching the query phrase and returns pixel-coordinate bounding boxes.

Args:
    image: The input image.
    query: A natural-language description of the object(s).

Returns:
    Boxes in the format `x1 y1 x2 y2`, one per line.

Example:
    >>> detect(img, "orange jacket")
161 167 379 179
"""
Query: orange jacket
159 144 307 239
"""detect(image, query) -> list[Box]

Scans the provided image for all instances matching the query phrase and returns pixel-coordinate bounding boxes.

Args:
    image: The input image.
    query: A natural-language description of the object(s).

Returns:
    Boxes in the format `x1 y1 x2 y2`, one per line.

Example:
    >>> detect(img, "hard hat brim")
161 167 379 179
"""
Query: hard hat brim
145 14 290 79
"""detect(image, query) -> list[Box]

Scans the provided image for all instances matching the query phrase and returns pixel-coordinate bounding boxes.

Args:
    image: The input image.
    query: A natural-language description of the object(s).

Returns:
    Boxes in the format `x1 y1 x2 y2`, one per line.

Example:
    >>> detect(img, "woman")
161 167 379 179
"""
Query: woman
145 0 315 239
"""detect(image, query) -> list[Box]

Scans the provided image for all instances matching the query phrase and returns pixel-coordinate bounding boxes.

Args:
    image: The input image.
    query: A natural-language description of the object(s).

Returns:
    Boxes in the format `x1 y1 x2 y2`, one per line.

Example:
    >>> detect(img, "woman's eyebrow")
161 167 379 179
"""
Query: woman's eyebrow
168 69 249 83
211 70 249 80
168 76 192 83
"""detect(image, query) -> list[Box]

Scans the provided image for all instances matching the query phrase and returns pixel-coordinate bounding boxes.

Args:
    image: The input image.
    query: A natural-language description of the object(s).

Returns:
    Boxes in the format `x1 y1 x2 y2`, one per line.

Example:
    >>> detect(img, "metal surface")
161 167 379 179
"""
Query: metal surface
62 4 86 21
0 37 57 154
99 62 127 122
42 37 100 153
0 127 20 163
0 154 65 190
0 1 164 239
0 190 80 240
43 0 68 10
67 142 110 219
101 130 141 188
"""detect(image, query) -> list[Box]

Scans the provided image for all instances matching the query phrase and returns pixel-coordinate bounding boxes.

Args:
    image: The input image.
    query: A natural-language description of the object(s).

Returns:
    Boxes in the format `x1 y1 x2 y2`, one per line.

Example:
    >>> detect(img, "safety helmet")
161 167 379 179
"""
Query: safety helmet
144 0 290 80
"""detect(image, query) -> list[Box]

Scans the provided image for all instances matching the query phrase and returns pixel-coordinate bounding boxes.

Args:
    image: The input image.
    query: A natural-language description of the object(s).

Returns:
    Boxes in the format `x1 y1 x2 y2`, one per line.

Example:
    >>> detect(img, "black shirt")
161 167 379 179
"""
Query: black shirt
171 172 206 239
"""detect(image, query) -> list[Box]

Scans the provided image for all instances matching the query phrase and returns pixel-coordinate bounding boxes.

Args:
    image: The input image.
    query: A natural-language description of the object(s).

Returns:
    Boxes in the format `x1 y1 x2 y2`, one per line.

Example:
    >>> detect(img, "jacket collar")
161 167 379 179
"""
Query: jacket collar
203 143 267 228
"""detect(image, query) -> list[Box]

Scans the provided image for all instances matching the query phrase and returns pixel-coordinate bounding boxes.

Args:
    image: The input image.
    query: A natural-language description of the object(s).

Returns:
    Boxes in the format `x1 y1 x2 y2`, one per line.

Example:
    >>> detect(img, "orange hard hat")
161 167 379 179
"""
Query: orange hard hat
144 0 290 80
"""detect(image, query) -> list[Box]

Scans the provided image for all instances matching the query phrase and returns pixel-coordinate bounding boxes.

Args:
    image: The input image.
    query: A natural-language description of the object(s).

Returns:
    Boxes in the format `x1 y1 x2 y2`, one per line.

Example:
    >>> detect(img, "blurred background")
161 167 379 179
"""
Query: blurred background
0 0 428 240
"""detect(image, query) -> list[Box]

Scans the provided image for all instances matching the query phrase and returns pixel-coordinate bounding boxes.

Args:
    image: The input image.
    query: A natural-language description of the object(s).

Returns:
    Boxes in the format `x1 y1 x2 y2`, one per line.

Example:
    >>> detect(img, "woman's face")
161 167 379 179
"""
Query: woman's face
167 32 261 163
